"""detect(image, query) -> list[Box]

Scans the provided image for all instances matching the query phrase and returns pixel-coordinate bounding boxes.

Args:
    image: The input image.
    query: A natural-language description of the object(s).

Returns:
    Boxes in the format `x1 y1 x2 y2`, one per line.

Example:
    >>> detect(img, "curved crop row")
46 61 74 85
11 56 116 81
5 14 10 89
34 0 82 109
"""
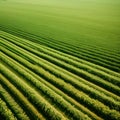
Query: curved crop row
0 74 45 120
35 41 120 72
1 46 120 107
37 36 120 66
0 63 67 120
3 36 120 88
1 49 102 119
0 44 120 119
74 44 120 62
65 40 120 62
0 25 120 61
0 84 30 120
0 98 17 120
2 32 120 86
40 41 120 77
0 27 119 72
0 55 93 120
1 38 120 97
0 39 118 104
0 30 120 120
26 40 119 71
1 40 120 105
12 32 120 72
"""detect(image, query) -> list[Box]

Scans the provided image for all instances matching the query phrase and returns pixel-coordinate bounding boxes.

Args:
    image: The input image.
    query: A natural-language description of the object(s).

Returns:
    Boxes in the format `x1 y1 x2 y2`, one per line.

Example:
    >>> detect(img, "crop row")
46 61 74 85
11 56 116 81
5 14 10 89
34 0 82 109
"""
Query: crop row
0 30 120 120
1 37 120 102
0 52 120 120
0 26 119 72
2 37 120 92
0 48 102 120
1 45 120 105
0 63 67 120
0 98 17 120
1 55 94 120
2 32 120 86
41 43 120 78
0 39 120 119
0 74 45 120
27 40 119 72
0 37 120 97
1 30 120 78
0 25 120 60
0 84 30 120
66 40 120 62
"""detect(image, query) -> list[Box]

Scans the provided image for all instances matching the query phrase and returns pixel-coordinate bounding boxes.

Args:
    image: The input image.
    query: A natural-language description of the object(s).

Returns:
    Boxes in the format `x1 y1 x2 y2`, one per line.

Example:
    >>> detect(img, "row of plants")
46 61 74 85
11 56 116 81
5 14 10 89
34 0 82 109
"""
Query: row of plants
0 47 103 120
1 30 120 78
0 51 93 120
0 74 45 120
0 63 66 120
3 33 119 86
0 98 17 120
0 84 30 120
0 44 119 119
1 26 119 62
1 39 120 97
0 27 119 72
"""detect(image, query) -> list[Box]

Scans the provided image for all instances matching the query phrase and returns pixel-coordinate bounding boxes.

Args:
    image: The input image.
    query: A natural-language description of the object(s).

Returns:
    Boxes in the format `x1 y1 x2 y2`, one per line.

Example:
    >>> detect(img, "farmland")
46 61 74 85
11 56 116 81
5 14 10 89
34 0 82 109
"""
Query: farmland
0 0 120 120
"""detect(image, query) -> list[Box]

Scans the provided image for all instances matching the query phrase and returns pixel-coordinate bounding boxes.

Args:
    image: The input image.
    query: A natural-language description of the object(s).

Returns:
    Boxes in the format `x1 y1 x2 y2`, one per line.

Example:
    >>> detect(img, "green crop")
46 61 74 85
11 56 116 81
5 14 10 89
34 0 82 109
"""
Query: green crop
0 0 120 120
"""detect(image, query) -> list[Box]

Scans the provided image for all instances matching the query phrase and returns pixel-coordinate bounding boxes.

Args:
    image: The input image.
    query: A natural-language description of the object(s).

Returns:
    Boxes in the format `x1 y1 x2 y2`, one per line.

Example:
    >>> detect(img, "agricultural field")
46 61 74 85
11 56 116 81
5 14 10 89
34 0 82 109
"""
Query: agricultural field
0 0 120 120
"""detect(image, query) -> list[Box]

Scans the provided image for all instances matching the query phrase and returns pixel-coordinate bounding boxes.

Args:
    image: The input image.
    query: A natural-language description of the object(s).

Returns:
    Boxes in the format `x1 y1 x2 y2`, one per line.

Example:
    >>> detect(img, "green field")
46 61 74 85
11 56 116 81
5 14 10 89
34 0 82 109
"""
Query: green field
0 0 120 120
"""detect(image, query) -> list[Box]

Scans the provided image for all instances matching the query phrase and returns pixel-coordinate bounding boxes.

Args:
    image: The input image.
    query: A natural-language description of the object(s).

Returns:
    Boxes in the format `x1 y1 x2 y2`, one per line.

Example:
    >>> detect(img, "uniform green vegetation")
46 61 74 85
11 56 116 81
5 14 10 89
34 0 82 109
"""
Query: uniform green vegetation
0 0 120 120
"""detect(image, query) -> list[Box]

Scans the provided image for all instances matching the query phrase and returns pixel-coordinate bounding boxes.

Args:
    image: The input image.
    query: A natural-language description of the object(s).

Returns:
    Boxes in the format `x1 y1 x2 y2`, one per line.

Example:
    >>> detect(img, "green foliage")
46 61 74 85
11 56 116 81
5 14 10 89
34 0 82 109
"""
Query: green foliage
0 98 17 120
0 35 120 120
0 84 30 120
0 0 120 119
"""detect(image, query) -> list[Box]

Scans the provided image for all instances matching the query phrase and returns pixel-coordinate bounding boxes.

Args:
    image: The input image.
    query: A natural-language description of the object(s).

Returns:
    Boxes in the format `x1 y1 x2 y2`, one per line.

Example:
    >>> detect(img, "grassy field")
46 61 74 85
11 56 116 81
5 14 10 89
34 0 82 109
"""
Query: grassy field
0 0 120 120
